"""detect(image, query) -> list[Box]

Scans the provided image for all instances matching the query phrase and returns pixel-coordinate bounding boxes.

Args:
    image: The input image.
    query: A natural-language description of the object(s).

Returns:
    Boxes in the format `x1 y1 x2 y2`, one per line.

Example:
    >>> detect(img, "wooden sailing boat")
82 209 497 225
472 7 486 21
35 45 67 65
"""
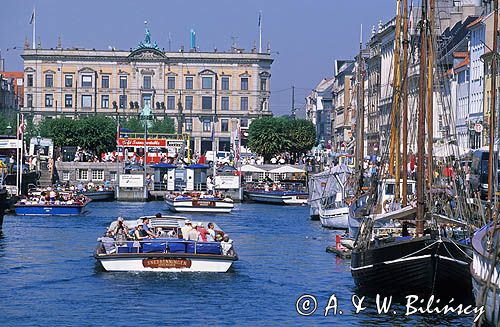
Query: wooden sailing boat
350 0 473 299
470 1 500 325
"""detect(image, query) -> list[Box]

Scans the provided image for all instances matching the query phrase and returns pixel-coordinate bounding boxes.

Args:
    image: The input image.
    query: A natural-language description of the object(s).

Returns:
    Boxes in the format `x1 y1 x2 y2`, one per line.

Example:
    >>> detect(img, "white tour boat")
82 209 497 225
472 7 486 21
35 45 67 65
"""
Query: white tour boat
165 192 234 213
319 192 349 229
95 215 238 272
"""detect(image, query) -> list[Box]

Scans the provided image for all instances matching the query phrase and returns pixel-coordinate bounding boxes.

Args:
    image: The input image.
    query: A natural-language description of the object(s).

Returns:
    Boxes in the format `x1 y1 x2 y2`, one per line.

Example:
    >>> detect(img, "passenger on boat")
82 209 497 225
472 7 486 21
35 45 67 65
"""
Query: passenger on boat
181 220 193 240
221 235 234 256
197 223 208 242
188 223 201 241
141 218 156 238
206 223 216 242
112 217 130 244
98 231 117 254
134 225 149 240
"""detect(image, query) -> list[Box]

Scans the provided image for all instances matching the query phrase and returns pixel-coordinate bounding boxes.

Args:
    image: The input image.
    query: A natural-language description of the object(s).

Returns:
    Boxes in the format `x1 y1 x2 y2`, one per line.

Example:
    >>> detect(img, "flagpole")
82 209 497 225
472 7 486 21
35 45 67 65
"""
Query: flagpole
32 7 36 50
19 115 24 194
15 113 20 196
259 11 262 53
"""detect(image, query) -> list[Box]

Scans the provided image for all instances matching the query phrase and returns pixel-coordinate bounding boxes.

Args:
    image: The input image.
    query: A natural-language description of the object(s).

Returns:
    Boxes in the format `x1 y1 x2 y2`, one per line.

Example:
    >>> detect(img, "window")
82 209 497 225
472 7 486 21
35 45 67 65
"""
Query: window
91 169 104 181
221 97 229 110
167 96 175 110
221 119 229 132
202 96 212 110
27 74 33 87
185 96 193 110
101 95 109 108
64 94 73 108
241 77 249 90
143 75 152 89
240 97 248 111
221 77 229 90
27 94 33 107
45 74 53 87
109 171 117 182
65 75 73 87
82 95 92 108
82 75 92 88
185 118 193 131
119 76 127 89
185 76 193 89
260 78 267 91
101 75 110 88
62 171 71 181
202 76 212 89
167 76 175 89
45 94 53 107
119 95 127 108
240 118 249 128
203 119 211 132
78 169 88 180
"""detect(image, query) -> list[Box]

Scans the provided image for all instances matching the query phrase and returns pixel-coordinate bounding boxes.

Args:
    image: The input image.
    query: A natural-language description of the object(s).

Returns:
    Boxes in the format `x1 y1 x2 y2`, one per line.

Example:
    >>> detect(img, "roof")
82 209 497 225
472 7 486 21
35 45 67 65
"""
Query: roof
240 164 266 173
185 164 209 169
150 163 177 169
268 165 305 174
467 16 483 29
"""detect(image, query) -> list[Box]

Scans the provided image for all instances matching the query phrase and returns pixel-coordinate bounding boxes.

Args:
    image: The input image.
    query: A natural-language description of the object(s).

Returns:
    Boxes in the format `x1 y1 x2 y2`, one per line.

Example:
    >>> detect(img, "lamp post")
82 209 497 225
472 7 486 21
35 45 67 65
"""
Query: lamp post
5 124 12 136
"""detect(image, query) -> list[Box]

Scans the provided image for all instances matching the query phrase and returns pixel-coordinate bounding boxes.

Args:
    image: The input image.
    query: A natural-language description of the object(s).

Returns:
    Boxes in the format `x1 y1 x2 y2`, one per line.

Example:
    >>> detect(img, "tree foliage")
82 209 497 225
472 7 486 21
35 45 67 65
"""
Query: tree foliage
121 117 175 134
248 116 316 162
38 115 117 154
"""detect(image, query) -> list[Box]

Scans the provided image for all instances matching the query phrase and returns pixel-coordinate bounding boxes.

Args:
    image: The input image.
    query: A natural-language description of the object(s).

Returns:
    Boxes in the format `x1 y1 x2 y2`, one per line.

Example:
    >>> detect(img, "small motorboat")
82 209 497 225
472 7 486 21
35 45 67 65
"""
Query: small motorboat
81 190 115 202
165 192 234 213
95 215 238 272
244 189 308 205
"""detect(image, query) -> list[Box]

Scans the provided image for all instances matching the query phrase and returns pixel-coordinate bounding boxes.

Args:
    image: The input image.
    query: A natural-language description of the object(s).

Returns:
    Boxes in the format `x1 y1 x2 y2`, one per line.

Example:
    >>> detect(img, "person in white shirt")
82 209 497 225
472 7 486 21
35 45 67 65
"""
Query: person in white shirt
181 221 193 240
188 223 201 241
221 235 234 256
206 223 216 242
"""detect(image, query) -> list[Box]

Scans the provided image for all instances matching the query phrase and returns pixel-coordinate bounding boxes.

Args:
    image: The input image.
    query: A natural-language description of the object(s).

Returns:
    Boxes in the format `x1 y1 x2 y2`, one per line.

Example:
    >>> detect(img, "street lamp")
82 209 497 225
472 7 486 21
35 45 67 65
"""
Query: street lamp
5 124 12 136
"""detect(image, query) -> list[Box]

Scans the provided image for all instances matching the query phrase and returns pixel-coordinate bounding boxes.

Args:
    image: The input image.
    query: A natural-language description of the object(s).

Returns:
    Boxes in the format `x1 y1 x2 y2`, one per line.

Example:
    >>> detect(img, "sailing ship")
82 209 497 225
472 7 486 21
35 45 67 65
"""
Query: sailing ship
350 0 474 299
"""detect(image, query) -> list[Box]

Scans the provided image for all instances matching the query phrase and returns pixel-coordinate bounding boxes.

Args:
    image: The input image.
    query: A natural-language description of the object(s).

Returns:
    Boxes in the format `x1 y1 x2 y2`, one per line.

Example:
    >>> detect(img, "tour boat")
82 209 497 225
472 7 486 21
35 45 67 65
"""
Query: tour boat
95 216 238 273
14 196 91 216
471 223 500 326
244 189 308 205
319 205 349 229
165 193 234 213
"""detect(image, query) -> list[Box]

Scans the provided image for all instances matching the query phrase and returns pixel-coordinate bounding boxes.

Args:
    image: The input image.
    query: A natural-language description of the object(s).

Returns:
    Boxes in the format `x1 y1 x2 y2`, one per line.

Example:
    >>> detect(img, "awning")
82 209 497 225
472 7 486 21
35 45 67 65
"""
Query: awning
268 165 305 174
433 144 471 158
240 164 265 173
150 163 177 169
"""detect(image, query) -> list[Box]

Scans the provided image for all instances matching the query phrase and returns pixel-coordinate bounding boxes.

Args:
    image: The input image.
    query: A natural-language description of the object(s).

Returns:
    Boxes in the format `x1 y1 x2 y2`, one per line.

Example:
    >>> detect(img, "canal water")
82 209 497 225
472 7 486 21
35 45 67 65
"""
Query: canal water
0 202 473 326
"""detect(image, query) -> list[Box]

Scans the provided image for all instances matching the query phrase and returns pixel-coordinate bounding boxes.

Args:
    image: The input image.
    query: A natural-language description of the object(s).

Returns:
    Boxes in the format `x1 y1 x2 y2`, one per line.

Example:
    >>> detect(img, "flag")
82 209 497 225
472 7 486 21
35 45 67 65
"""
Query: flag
29 8 35 25
17 114 25 138
258 11 261 27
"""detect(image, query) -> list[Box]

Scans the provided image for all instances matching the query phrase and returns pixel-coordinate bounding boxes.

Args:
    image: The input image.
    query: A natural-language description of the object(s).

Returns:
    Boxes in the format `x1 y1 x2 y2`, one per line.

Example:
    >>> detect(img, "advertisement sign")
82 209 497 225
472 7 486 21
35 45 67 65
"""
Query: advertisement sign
118 138 167 147
215 175 240 189
119 174 144 188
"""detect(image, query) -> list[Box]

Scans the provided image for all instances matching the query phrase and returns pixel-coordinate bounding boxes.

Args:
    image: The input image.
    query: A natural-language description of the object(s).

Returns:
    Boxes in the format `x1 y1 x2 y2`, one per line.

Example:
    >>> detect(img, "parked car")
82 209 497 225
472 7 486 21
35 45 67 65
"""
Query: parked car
206 151 231 165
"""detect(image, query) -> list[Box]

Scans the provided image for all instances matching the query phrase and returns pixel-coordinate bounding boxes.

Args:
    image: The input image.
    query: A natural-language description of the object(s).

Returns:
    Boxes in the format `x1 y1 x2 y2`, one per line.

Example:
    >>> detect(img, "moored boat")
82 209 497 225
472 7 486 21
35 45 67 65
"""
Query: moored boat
81 190 115 202
95 215 238 272
165 192 234 213
244 189 308 205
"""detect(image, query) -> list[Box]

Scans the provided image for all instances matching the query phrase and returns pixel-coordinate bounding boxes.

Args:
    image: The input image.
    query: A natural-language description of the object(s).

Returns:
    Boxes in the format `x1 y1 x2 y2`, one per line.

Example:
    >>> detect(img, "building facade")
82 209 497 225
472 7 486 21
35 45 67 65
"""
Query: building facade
21 29 273 154
332 60 355 151
305 77 334 145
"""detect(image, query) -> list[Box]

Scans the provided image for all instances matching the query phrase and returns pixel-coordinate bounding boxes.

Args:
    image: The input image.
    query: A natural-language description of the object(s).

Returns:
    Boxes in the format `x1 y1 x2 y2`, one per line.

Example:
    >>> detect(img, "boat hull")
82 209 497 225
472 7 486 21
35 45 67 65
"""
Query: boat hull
245 191 308 205
96 254 236 272
319 206 349 229
471 224 500 326
82 190 114 201
165 199 233 213
14 204 87 216
351 237 472 299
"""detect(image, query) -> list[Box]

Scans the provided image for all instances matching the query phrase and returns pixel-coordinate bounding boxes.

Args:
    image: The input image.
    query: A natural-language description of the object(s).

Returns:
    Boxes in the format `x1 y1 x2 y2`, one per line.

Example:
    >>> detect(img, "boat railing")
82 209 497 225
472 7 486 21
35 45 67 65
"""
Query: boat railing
97 238 236 257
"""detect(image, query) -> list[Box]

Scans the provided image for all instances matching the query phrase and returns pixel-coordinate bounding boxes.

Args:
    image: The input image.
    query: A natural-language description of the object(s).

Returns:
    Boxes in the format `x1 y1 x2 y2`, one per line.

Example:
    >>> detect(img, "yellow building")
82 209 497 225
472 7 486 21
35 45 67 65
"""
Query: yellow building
22 28 273 154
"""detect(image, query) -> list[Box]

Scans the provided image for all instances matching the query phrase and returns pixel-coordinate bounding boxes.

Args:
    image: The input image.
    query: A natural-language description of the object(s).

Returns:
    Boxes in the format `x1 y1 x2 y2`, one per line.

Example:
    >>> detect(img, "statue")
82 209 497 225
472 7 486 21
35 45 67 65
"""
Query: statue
132 21 160 51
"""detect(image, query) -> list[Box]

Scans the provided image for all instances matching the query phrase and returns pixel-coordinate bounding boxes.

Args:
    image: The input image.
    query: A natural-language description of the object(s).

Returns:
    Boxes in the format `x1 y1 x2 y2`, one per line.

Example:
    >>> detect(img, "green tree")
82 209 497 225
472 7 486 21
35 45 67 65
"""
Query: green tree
0 113 17 136
120 117 144 133
286 118 316 154
248 116 289 162
150 117 175 134
76 116 117 154
39 117 79 147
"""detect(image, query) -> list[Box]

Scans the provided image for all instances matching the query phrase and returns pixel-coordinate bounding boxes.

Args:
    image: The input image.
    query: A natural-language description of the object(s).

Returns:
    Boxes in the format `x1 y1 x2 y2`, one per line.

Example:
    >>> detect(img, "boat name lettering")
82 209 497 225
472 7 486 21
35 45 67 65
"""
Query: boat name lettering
142 258 192 269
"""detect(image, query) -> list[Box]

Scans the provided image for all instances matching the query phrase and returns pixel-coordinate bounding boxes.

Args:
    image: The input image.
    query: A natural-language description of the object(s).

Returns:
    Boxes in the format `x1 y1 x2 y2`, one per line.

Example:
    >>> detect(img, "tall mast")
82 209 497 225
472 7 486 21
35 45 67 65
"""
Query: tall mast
416 0 428 235
357 25 365 175
427 0 435 188
389 0 403 201
488 0 498 222
401 0 409 206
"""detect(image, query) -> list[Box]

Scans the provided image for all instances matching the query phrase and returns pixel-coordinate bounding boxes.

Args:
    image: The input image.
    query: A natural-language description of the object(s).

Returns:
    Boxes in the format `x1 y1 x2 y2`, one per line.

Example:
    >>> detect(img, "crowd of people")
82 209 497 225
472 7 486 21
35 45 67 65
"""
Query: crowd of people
18 187 88 206
102 214 234 256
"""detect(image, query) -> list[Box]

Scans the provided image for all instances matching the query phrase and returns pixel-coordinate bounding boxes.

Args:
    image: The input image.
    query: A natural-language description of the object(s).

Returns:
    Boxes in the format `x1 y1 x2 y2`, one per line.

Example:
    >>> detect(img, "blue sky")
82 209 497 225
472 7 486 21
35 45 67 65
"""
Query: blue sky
0 0 393 116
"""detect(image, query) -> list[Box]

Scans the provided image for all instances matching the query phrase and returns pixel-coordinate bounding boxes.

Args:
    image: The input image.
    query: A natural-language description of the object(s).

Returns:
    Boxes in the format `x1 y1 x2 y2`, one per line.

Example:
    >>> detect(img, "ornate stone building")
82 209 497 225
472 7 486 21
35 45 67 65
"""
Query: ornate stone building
21 28 273 154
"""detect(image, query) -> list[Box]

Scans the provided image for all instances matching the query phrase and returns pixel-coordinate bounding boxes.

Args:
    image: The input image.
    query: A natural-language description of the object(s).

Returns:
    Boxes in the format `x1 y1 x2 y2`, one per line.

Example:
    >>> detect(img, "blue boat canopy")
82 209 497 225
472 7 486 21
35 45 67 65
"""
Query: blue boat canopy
185 164 210 169
150 163 177 169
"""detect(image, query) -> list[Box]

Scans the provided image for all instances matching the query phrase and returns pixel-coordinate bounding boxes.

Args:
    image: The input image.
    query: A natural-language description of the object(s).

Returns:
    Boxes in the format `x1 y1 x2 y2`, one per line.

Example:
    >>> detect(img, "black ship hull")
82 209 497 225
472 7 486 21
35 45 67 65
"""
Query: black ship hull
351 237 473 299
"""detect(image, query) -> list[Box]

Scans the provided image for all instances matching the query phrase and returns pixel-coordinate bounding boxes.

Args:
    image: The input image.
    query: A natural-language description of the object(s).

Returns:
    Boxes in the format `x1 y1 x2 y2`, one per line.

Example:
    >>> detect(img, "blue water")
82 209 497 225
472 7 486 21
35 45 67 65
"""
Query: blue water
0 202 474 326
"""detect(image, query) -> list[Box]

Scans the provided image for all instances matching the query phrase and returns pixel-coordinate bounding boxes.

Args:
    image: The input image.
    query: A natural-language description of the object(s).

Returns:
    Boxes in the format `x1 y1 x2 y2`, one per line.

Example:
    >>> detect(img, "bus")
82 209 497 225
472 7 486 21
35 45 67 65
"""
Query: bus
470 149 500 199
